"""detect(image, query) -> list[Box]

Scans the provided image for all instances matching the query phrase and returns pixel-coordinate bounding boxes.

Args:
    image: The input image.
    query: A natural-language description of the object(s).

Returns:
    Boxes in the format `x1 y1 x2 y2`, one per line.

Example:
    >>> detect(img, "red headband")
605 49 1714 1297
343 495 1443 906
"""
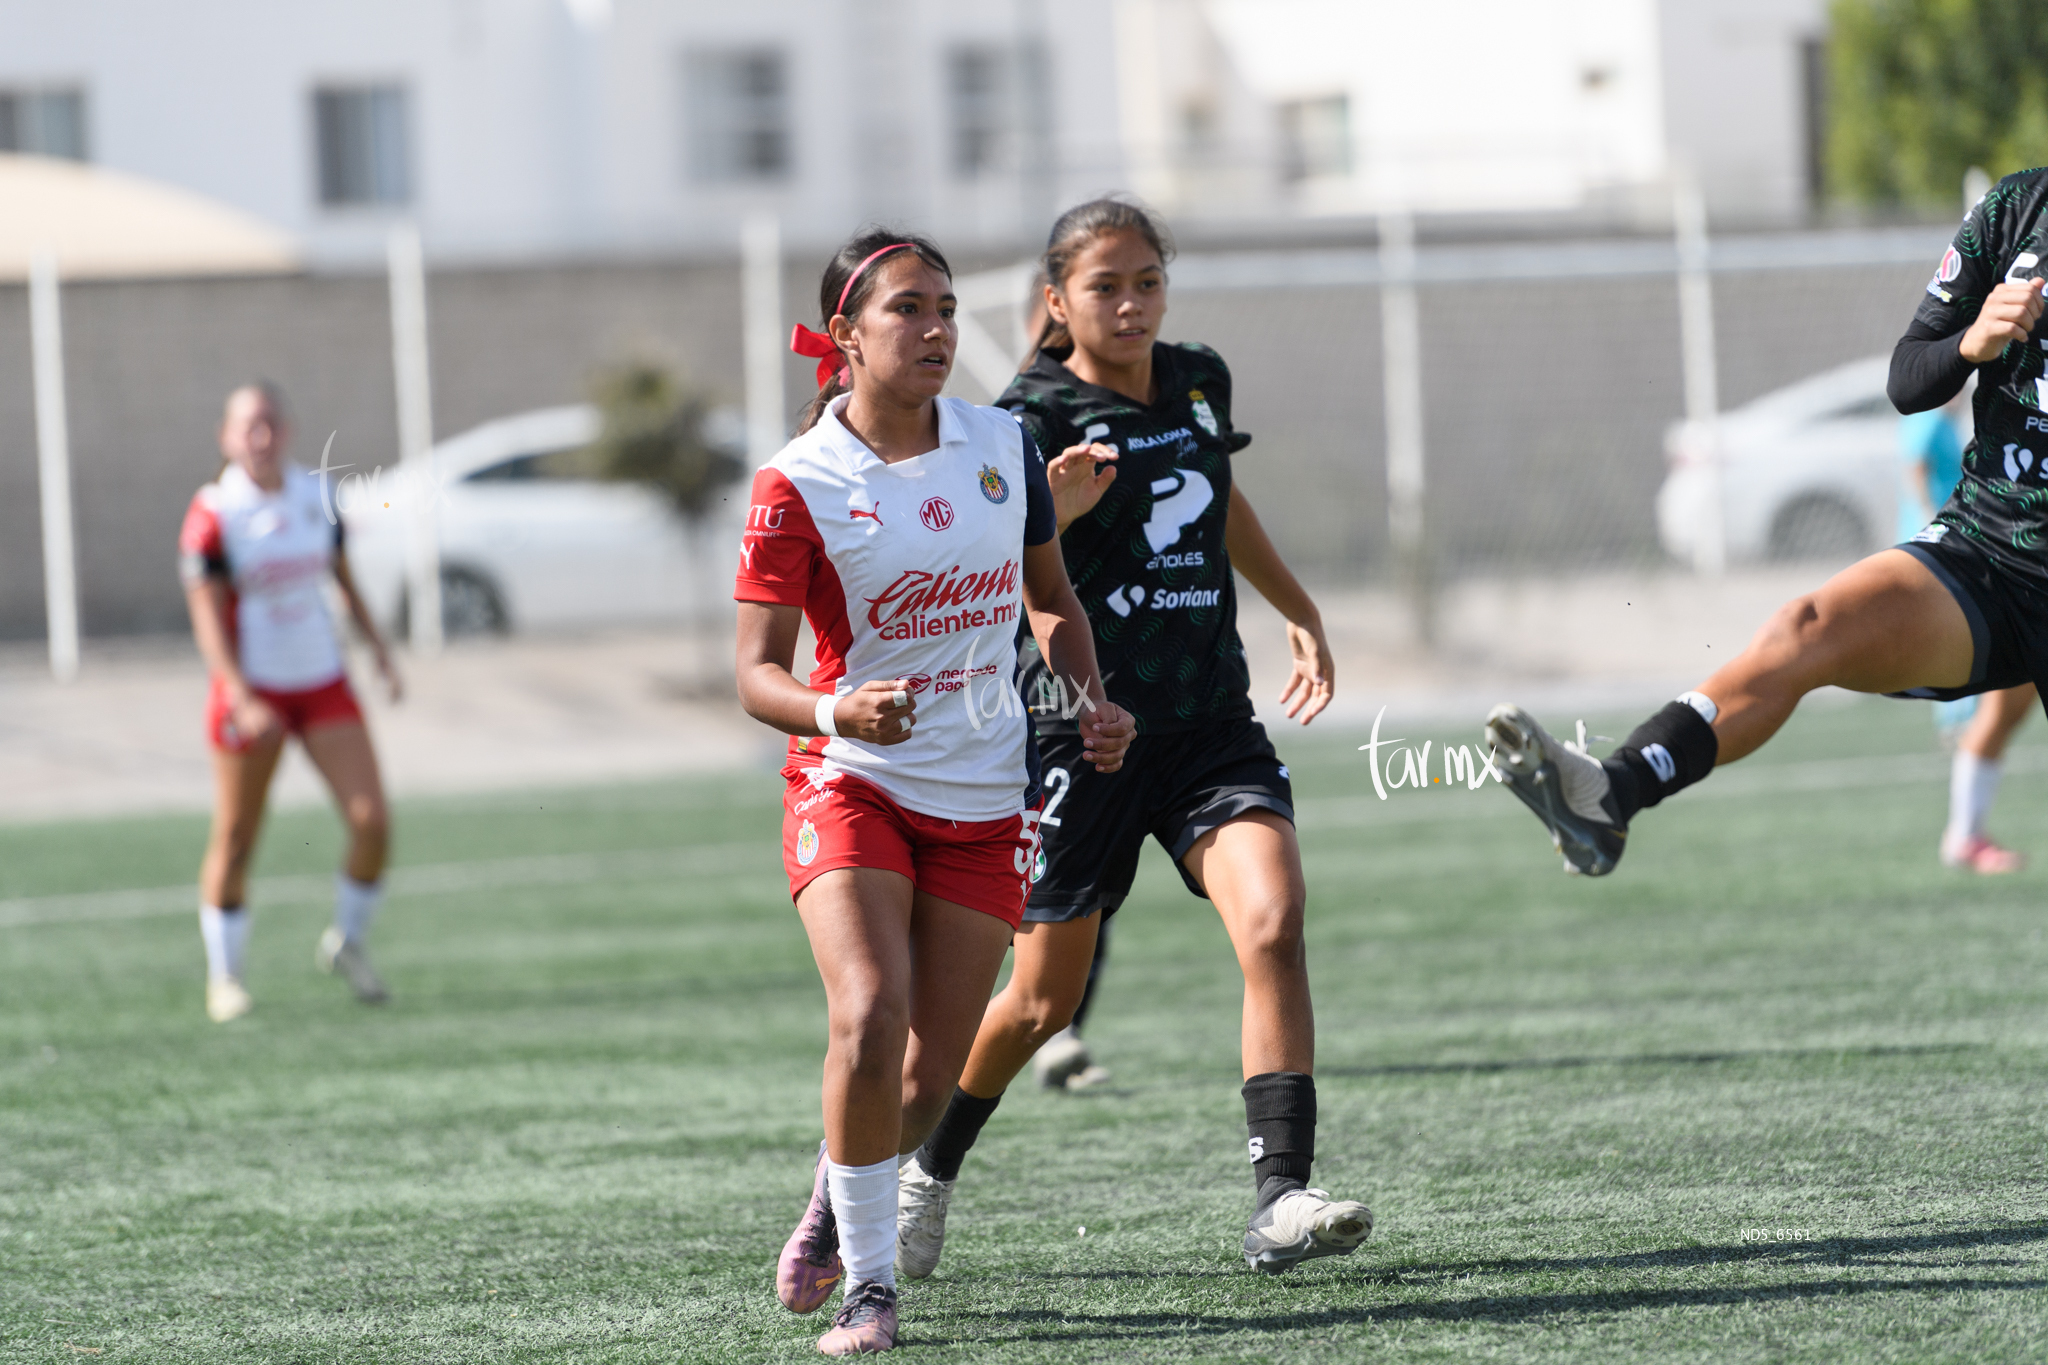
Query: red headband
789 243 920 388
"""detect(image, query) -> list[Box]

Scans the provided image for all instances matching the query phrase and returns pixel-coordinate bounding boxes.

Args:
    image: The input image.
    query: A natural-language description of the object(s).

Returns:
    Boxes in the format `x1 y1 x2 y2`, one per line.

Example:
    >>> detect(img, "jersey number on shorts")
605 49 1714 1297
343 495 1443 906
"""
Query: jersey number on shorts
1040 766 1072 827
1013 808 1045 877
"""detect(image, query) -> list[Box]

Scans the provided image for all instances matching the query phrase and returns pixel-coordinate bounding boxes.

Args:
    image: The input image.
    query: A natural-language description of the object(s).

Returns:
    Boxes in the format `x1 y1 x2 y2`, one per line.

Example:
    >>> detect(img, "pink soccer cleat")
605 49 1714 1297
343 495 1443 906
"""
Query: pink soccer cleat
816 1281 898 1355
778 1140 843 1314
1942 833 2026 874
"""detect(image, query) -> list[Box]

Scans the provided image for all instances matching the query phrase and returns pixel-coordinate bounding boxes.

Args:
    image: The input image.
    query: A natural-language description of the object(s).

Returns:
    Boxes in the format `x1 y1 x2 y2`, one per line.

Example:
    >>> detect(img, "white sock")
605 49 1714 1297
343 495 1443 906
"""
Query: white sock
1947 752 2002 843
825 1156 899 1291
199 903 250 982
334 875 384 946
1677 691 1719 725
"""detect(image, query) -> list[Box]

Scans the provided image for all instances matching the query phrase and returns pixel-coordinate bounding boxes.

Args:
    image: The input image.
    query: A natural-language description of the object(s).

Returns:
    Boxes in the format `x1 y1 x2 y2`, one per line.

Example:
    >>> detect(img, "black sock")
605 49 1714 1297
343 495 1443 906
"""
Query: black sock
1069 920 1110 1034
1242 1072 1315 1210
1604 700 1718 821
914 1088 1002 1182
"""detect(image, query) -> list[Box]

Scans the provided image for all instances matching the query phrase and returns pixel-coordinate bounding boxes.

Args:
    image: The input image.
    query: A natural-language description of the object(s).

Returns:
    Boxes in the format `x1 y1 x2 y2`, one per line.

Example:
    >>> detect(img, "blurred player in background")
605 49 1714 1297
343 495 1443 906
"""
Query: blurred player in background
735 230 1129 1355
899 198 1372 1282
1486 169 2048 880
1903 385 2034 872
177 383 400 1022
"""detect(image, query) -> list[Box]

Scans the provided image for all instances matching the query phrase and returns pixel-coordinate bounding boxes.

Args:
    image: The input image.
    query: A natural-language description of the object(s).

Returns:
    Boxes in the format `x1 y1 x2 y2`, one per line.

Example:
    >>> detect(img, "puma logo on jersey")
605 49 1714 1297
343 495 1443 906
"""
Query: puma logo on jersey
1143 470 1214 553
850 504 883 525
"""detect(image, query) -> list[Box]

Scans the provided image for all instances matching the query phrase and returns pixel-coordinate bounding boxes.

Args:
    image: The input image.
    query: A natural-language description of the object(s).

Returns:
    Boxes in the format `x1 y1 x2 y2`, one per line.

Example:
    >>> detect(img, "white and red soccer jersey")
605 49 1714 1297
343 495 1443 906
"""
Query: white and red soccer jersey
178 462 348 692
736 395 1055 821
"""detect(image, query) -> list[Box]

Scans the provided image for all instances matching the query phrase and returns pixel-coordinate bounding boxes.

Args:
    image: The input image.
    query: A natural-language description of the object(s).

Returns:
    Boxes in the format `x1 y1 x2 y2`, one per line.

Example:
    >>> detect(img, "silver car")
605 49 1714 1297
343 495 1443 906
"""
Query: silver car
1657 355 1968 566
341 404 703 635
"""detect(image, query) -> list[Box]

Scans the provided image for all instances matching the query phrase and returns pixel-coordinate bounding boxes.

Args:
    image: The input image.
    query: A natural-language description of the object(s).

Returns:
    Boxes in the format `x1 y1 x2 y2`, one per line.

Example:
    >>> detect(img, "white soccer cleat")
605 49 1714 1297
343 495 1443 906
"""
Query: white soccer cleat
895 1155 957 1280
205 976 252 1023
1242 1188 1374 1274
1484 703 1629 876
1032 1027 1107 1090
316 927 389 1004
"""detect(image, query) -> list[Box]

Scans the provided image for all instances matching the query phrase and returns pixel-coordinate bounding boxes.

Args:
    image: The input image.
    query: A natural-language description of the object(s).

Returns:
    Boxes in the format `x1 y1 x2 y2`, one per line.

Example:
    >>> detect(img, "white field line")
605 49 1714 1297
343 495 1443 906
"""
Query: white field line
1294 746 2048 831
7 745 2040 928
0 843 770 930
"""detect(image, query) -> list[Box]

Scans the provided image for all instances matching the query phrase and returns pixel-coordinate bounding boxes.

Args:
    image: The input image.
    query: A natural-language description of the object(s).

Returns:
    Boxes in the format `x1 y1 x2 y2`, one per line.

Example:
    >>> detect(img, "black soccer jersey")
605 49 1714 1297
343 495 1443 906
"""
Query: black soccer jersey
1000 341 1254 735
1903 167 2048 582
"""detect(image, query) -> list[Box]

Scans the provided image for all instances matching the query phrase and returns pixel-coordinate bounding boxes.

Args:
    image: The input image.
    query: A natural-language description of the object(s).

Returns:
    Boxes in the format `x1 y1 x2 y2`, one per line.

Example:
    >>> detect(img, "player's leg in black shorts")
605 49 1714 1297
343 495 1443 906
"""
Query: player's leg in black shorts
1026 716 1296 924
1889 535 2048 707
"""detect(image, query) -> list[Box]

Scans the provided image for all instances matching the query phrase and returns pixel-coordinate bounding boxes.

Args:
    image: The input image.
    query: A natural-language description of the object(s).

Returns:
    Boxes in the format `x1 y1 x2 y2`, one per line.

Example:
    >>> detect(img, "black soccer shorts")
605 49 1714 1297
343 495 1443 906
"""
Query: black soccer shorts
1892 531 2048 709
1024 715 1295 923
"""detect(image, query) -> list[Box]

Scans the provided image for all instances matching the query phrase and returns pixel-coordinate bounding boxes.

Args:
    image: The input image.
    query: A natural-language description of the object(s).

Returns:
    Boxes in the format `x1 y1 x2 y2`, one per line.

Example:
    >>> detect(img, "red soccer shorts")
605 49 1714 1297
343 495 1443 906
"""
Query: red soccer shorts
206 674 364 752
781 763 1044 928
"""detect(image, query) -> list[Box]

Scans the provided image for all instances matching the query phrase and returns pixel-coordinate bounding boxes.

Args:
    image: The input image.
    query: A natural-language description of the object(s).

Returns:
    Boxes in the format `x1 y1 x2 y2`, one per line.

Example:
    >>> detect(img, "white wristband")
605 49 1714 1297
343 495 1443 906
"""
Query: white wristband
815 692 840 739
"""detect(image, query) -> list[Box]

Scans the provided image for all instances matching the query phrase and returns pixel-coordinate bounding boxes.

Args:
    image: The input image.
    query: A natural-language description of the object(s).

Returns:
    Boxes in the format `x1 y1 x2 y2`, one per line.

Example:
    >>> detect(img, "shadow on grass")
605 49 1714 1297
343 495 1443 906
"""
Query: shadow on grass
1322 1041 1985 1079
1395 1220 2048 1279
931 1274 2046 1343
1012 1222 2048 1291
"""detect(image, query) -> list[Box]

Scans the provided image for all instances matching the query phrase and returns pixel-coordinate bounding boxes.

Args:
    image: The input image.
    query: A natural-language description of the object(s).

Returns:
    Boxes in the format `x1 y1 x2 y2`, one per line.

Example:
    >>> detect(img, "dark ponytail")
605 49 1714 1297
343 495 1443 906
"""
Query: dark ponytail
1035 197 1174 355
793 227 953 436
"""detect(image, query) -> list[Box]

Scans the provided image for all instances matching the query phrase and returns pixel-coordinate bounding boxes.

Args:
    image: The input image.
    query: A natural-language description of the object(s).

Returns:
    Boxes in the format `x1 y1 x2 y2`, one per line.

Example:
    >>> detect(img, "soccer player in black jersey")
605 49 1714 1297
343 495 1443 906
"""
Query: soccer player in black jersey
1486 167 2048 876
897 198 1373 1278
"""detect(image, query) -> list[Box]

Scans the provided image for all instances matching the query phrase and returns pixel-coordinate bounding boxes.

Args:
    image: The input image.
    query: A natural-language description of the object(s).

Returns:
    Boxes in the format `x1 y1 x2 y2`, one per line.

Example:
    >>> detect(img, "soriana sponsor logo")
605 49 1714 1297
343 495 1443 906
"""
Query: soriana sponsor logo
864 560 1022 639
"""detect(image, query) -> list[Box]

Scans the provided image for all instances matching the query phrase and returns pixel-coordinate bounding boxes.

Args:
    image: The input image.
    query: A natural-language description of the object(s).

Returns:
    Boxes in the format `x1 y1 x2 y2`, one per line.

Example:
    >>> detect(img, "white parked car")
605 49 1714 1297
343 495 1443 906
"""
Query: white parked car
1656 355 1966 566
341 404 709 636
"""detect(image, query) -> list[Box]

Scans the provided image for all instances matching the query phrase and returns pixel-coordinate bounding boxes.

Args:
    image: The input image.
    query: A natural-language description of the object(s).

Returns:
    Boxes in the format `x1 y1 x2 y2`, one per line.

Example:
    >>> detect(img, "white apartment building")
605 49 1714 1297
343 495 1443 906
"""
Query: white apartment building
0 0 1829 267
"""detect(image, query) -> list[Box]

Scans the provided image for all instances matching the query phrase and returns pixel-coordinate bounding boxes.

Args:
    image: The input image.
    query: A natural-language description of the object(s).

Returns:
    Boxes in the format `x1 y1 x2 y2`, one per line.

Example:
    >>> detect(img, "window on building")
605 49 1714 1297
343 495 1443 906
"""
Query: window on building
1279 94 1350 182
313 84 412 207
0 87 89 160
948 47 1007 178
685 49 790 183
1181 97 1220 164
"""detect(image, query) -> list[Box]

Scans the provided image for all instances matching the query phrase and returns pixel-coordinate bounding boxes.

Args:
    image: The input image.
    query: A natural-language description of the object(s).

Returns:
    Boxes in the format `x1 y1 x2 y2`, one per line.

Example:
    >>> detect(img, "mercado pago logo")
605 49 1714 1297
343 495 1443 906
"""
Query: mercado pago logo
863 560 1021 640
1358 706 1506 799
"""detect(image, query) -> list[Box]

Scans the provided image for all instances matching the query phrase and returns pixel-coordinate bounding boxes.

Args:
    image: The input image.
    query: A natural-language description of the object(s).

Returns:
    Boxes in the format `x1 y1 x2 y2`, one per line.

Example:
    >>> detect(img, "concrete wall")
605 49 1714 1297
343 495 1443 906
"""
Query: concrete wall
1 251 1930 640
0 257 815 638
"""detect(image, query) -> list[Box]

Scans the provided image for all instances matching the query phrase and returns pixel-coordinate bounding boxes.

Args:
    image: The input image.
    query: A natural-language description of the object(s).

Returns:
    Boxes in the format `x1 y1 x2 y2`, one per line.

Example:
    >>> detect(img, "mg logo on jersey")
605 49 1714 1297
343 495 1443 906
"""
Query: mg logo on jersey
920 497 955 531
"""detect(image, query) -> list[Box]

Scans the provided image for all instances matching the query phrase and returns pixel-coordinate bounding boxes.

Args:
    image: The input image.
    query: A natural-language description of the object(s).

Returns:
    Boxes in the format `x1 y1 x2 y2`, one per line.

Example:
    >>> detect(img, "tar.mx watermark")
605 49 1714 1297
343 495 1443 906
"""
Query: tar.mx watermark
314 432 451 526
1358 706 1504 800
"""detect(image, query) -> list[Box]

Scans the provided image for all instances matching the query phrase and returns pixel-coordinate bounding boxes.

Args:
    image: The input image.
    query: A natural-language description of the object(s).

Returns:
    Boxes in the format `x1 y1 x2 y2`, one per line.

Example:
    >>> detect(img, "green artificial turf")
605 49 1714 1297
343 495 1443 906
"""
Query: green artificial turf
4 692 2048 1361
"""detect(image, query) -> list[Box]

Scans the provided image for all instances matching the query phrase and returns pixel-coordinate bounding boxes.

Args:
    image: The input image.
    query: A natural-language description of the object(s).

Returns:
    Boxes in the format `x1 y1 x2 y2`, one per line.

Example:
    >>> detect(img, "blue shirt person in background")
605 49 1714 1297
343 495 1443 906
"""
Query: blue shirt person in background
1896 382 2034 873
1897 401 1965 543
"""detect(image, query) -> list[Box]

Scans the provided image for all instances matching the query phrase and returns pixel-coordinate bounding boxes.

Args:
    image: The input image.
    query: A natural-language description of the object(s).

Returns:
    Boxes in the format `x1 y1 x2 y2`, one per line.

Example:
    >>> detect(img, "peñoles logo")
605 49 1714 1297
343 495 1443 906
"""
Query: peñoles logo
865 560 1021 640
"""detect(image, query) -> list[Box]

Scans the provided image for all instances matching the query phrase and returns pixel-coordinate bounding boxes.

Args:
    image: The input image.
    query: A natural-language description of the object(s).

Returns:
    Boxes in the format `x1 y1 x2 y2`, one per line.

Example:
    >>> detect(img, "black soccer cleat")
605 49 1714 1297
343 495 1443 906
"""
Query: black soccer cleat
1484 704 1629 876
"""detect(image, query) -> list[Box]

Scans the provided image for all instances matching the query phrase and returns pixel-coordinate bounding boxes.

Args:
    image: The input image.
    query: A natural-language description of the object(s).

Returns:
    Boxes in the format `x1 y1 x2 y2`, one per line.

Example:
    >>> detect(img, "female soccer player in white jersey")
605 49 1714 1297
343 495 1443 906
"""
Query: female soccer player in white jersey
898 199 1374 1280
177 383 401 1022
735 229 1132 1355
1482 166 2048 878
